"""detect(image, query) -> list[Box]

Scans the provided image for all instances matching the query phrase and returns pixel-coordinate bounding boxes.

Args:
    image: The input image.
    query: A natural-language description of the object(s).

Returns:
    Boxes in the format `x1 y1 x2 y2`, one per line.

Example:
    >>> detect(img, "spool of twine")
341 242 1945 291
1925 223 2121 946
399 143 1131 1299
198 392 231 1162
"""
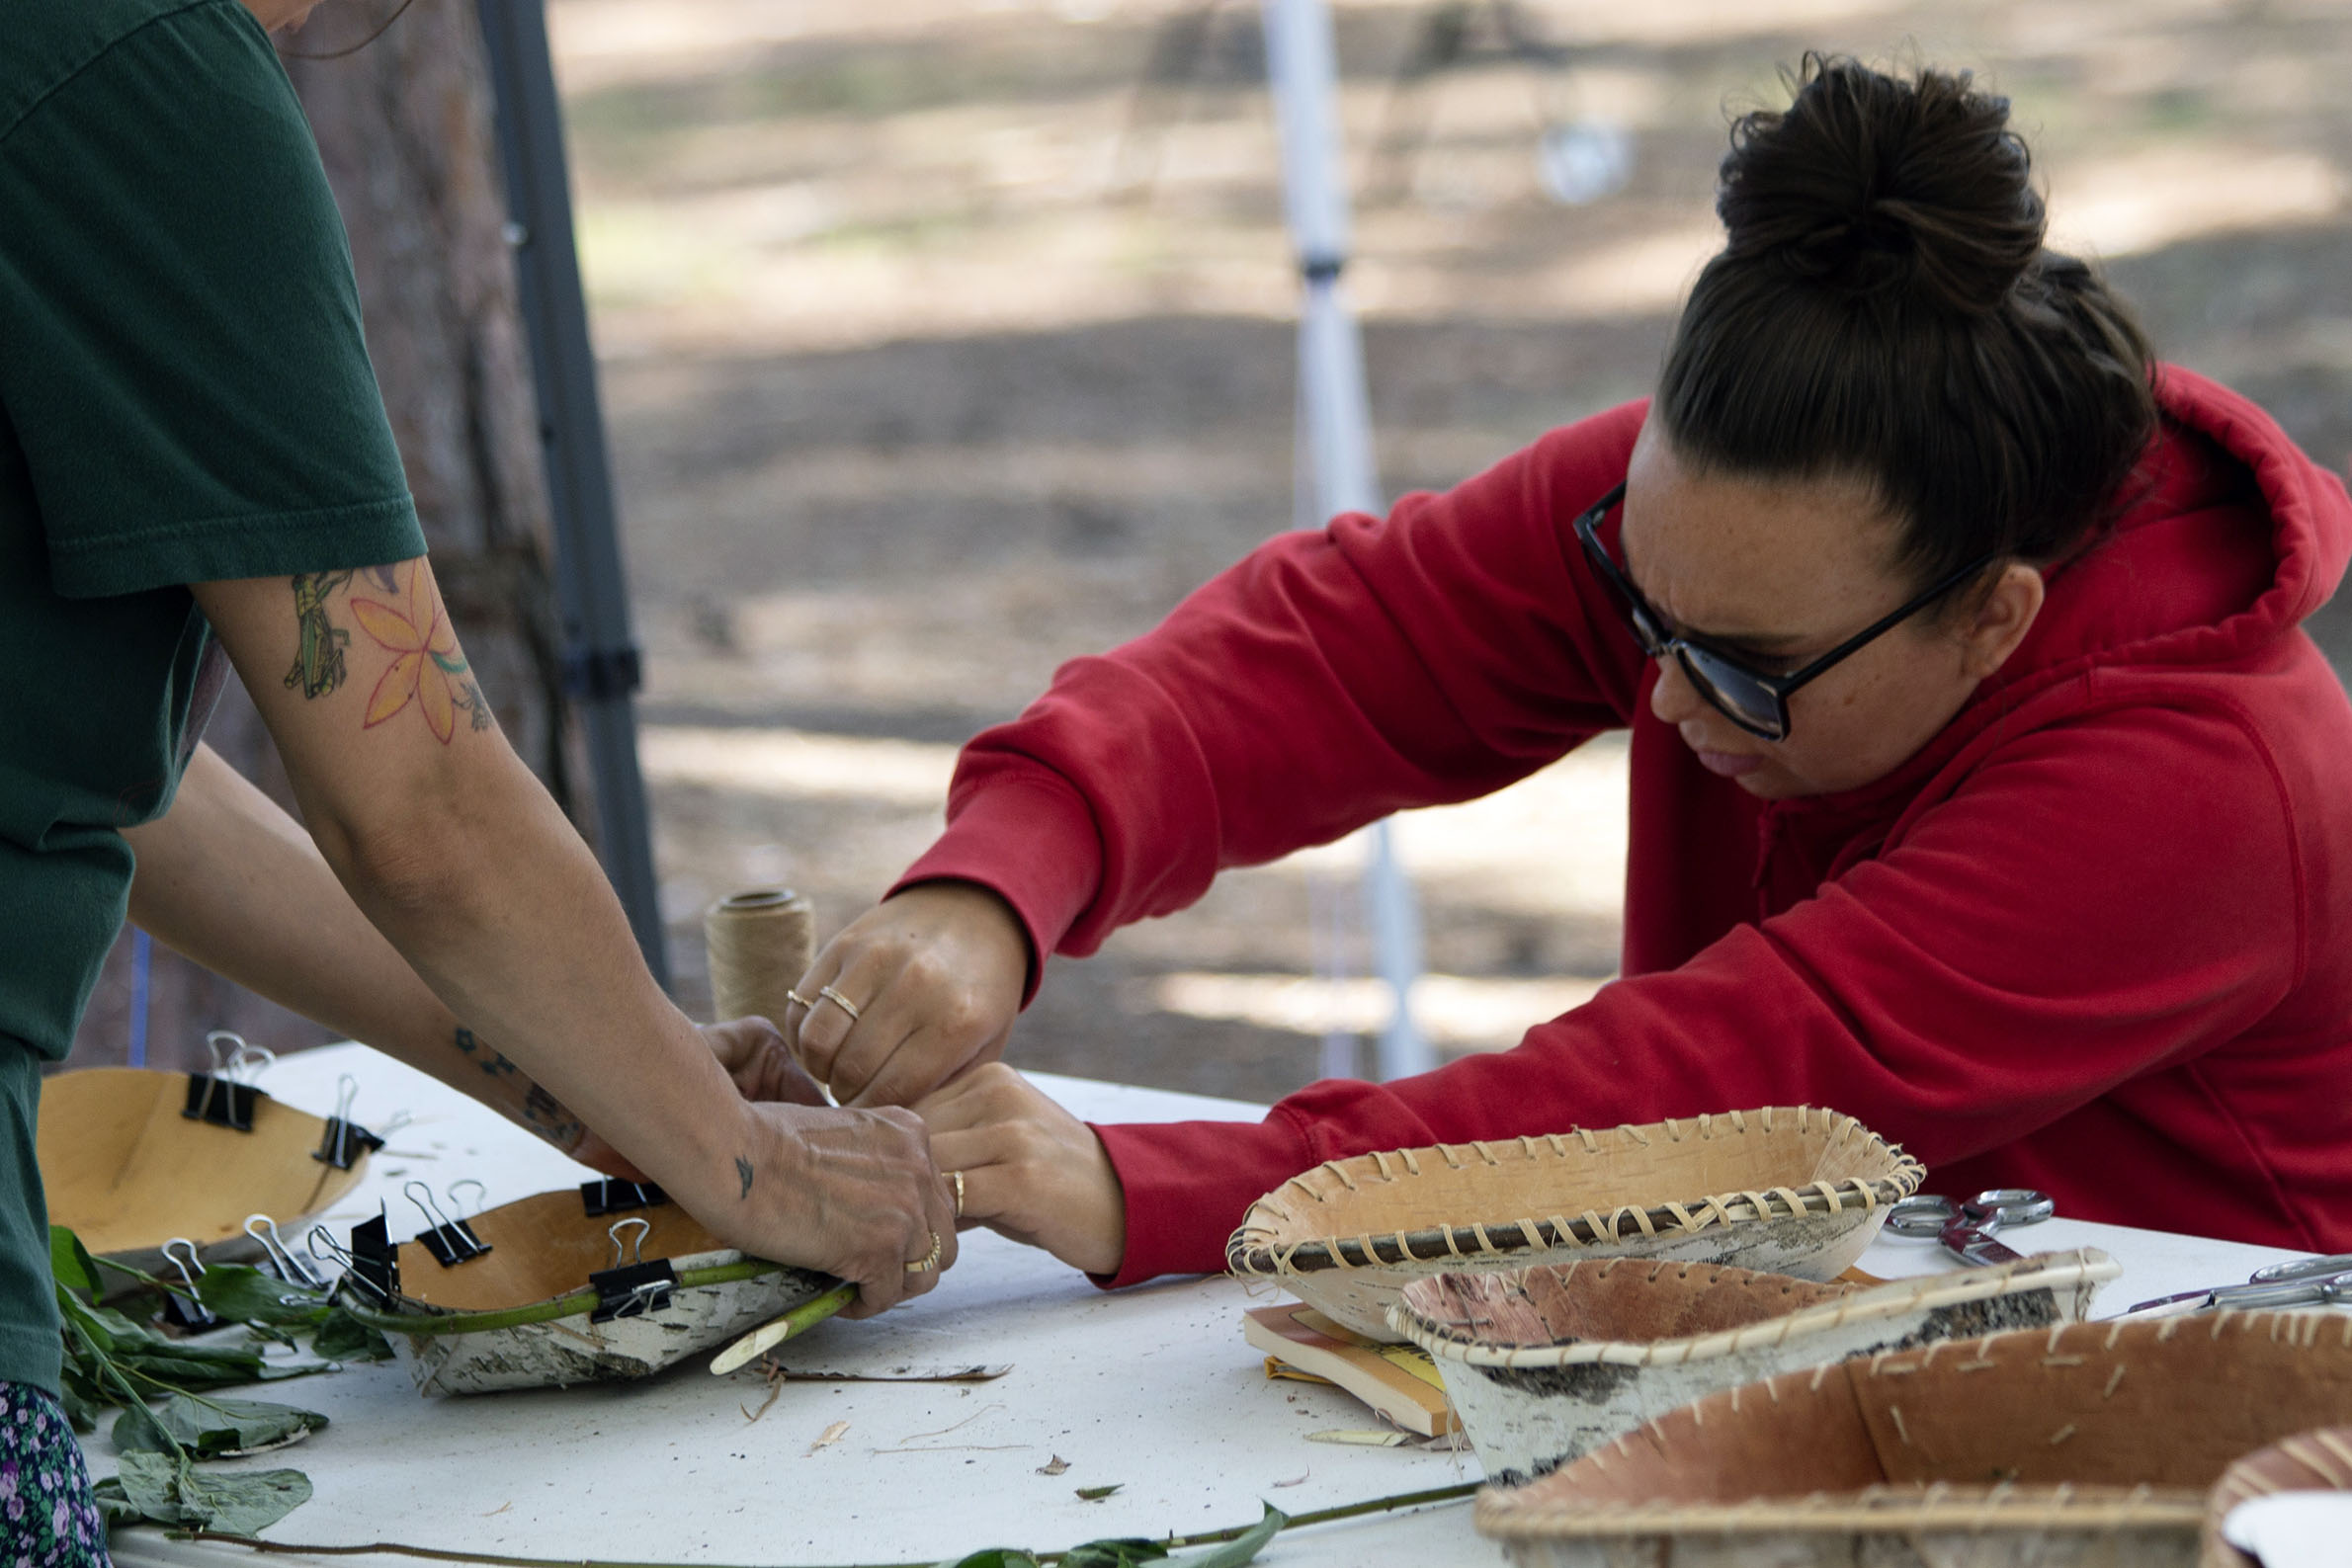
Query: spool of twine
704 888 816 1028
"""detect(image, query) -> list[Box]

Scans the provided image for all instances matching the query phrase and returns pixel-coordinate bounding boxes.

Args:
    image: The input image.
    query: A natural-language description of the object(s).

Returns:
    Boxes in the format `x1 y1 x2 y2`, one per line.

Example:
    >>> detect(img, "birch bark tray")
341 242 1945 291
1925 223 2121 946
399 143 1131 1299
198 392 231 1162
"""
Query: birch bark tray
1390 1248 2119 1485
337 1187 838 1396
36 1066 369 1274
1473 1309 2352 1568
1226 1107 1924 1342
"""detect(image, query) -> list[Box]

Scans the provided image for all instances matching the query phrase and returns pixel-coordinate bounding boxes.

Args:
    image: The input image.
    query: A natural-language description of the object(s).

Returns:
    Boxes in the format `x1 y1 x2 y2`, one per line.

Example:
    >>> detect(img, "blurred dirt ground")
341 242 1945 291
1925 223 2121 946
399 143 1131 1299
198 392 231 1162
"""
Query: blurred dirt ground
558 0 2352 1106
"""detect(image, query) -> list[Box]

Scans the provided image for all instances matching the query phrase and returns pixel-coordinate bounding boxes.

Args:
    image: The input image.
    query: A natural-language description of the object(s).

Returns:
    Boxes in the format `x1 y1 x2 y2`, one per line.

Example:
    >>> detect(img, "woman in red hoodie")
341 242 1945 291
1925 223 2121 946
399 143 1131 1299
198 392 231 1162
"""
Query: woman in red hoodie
788 55 2352 1282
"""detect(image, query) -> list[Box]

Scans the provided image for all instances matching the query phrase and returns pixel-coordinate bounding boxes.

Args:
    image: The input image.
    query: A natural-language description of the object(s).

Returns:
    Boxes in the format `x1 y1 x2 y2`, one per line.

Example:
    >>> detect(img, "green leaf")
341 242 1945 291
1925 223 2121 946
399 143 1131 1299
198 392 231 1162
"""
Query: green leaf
933 1552 1041 1568
192 1265 331 1328
1062 1540 1168 1568
1162 1505 1288 1568
96 1450 313 1535
311 1306 395 1362
110 1398 180 1456
153 1394 327 1458
58 1370 103 1433
90 1475 146 1530
55 1288 120 1355
1074 1484 1124 1502
50 1225 99 1294
175 1461 313 1532
106 1451 192 1525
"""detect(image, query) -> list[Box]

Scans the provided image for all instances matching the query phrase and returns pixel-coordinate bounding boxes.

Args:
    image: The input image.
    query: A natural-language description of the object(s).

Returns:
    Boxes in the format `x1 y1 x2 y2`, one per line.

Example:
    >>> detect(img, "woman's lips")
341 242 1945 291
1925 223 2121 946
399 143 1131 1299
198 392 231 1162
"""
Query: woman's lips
1695 747 1764 779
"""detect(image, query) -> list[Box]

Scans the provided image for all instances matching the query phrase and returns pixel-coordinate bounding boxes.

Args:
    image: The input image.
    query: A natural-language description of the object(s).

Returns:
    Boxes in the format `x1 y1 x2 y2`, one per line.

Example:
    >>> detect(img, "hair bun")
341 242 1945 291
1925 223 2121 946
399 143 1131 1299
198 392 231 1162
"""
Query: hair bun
1717 54 2045 312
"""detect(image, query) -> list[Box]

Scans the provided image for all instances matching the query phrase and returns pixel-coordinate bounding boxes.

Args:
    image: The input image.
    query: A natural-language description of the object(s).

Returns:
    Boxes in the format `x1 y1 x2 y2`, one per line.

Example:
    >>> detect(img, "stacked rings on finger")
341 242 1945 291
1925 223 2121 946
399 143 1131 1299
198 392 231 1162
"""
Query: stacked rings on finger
903 1229 944 1274
948 1170 966 1220
815 985 863 1023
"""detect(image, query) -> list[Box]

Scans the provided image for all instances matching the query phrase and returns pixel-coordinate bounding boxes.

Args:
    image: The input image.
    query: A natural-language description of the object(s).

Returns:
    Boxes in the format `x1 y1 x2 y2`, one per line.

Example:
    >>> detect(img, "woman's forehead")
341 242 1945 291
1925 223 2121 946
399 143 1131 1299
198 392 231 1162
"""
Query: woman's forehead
1619 428 1904 639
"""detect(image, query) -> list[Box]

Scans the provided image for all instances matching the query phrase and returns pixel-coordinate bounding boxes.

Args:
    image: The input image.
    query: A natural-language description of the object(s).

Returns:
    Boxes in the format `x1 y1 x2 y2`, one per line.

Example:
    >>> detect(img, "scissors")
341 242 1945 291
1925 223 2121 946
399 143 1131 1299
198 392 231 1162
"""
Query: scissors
1885 1188 2056 1268
2125 1254 2352 1317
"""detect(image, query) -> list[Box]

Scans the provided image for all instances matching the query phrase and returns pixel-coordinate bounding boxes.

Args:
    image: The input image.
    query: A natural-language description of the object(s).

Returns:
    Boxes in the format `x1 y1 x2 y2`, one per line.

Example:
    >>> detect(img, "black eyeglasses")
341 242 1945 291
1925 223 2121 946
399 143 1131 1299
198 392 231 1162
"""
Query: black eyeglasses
1572 481 1993 742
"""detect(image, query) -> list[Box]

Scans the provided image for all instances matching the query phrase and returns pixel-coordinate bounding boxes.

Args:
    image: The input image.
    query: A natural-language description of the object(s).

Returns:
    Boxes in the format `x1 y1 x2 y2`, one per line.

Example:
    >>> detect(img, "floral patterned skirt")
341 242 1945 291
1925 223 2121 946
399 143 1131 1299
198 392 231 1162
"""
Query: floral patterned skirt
0 1381 108 1567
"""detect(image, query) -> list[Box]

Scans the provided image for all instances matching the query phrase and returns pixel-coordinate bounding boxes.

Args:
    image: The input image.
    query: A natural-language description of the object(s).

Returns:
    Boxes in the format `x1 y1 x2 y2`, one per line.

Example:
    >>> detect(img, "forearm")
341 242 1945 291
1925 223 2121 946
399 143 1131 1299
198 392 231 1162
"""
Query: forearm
191 564 791 1238
123 744 590 1152
302 741 756 1217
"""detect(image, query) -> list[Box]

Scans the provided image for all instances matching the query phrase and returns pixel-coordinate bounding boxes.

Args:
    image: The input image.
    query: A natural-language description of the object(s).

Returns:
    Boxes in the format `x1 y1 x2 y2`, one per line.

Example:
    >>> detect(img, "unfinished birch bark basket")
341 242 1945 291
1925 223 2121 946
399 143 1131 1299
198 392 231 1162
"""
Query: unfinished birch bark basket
1226 1107 1923 1342
1391 1248 2118 1485
335 1185 839 1395
37 1066 371 1276
1474 1309 2352 1568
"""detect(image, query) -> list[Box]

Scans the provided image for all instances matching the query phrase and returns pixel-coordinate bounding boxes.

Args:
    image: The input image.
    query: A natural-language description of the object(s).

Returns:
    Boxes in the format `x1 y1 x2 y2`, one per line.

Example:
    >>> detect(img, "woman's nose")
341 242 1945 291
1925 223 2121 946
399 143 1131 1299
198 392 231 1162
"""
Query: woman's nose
1648 652 1702 724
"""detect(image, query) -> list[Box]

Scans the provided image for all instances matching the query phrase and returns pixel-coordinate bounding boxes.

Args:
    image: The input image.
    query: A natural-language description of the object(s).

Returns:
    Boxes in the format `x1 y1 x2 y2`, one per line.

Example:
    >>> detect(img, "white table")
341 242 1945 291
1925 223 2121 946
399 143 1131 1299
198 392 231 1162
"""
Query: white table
91 1043 2313 1568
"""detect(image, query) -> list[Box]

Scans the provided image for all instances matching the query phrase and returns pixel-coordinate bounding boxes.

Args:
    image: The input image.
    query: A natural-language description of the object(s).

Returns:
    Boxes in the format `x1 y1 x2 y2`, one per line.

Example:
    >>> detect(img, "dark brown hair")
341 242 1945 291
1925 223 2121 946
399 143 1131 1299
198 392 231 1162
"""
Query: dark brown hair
1656 54 2158 593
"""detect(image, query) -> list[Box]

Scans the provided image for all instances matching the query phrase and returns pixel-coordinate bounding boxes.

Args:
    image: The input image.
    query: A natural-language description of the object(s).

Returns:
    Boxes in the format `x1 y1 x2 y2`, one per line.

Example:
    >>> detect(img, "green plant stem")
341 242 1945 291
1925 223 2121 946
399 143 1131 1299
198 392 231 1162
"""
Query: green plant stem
1101 1481 1480 1552
169 1480 1484 1567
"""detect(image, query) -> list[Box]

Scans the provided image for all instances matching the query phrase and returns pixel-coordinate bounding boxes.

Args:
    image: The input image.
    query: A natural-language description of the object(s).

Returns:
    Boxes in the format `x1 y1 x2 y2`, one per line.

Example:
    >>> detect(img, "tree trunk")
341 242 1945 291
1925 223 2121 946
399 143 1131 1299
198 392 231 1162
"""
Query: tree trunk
66 1 587 1072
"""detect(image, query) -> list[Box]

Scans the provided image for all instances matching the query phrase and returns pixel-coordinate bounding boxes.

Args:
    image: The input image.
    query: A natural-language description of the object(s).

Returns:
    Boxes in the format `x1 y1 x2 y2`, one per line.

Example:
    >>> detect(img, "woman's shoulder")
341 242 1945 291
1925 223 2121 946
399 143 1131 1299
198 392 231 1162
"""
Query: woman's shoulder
1 0 265 147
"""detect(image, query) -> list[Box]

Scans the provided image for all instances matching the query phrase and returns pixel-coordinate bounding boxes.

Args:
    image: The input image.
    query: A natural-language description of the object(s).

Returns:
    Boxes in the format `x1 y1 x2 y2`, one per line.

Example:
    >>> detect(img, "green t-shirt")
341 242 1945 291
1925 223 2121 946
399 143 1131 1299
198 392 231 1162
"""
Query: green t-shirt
0 0 427 1393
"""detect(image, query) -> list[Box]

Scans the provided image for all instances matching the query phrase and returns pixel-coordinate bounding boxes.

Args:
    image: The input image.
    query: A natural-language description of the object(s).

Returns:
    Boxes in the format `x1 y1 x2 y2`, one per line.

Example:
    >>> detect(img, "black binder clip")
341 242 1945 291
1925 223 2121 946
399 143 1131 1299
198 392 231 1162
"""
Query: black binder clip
183 1032 274 1131
405 1181 491 1267
244 1214 327 1289
313 1075 386 1170
580 1177 669 1217
343 1210 400 1302
589 1217 676 1322
157 1239 219 1331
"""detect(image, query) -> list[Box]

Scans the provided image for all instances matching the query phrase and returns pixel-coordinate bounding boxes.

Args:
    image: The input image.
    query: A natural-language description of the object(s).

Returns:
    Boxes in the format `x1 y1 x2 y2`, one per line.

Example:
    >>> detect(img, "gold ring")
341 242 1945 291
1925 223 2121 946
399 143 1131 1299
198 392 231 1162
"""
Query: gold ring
903 1229 943 1274
948 1170 966 1219
816 985 863 1023
785 988 815 1012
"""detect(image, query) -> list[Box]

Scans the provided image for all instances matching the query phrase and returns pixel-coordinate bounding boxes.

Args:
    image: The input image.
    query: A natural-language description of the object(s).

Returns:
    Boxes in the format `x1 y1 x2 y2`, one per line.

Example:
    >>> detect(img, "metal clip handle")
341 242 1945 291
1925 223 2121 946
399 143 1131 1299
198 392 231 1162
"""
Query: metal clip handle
405 1182 492 1267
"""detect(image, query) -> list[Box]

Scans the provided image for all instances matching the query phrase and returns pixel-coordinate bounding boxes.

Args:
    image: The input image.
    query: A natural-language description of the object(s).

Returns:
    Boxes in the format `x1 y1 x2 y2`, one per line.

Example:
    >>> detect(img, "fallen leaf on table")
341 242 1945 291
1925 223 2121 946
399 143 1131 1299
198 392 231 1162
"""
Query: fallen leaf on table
806 1420 849 1455
1061 1538 1168 1567
1075 1483 1123 1502
1037 1454 1071 1476
1305 1429 1409 1447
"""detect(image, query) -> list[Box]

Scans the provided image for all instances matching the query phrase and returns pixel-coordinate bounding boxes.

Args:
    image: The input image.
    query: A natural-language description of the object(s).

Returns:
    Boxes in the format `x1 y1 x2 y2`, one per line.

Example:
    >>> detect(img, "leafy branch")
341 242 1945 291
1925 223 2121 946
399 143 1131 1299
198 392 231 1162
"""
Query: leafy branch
52 1225 391 1536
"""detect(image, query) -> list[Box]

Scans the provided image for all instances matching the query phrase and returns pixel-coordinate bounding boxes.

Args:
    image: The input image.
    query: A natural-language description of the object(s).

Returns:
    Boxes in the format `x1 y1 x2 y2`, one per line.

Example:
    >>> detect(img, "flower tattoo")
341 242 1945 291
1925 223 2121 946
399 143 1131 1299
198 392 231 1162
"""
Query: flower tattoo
349 562 492 742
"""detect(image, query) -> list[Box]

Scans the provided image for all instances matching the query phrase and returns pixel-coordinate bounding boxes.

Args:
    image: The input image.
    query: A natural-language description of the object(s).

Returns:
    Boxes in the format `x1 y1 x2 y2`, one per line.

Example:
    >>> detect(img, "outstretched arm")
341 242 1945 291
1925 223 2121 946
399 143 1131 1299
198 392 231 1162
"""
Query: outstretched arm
123 744 817 1163
798 405 1654 1107
189 559 956 1312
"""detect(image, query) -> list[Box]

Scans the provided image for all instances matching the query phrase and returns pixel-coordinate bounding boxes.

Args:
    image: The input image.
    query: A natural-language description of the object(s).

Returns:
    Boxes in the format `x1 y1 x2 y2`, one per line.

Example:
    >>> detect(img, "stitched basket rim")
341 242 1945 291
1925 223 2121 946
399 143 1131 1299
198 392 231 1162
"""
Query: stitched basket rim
1472 1310 2352 1541
1387 1248 2119 1367
1226 1106 1923 1279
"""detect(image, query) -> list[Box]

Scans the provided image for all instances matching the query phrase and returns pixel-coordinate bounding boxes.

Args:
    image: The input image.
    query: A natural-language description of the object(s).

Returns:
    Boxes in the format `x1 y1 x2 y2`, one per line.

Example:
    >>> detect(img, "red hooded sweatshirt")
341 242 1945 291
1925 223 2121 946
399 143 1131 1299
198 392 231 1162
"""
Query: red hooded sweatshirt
896 366 2352 1285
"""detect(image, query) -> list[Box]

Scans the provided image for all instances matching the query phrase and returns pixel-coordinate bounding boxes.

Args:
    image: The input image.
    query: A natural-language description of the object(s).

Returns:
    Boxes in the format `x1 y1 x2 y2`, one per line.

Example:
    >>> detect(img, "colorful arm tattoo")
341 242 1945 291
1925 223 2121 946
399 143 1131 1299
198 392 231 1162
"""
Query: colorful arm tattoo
285 561 490 739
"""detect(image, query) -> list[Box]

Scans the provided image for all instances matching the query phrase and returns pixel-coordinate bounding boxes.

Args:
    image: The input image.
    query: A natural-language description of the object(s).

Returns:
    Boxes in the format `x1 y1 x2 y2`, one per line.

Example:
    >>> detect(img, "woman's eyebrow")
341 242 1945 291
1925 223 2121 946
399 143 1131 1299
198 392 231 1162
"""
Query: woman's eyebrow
1616 537 1811 654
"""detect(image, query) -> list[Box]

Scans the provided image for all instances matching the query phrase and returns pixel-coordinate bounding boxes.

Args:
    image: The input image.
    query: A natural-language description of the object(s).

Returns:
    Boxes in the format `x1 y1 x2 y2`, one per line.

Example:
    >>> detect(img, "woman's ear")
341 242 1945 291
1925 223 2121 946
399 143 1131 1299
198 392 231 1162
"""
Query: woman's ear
1958 561 2046 680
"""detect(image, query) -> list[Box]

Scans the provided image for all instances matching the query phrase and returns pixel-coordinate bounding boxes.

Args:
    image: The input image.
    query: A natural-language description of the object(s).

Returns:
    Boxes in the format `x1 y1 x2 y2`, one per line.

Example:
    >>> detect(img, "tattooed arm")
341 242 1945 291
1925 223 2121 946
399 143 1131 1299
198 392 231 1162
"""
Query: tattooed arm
124 746 588 1150
181 559 954 1313
125 745 823 1160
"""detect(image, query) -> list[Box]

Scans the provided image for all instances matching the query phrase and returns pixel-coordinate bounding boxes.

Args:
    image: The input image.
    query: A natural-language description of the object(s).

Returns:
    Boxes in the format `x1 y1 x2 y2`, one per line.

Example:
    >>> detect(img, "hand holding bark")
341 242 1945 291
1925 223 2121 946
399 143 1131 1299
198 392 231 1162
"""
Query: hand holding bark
713 1100 960 1316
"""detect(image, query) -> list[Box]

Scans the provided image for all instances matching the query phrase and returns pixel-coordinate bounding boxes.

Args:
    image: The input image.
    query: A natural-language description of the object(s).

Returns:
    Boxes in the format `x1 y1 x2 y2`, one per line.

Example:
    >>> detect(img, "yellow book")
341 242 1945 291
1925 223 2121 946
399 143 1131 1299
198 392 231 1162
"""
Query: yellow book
1241 1302 1455 1437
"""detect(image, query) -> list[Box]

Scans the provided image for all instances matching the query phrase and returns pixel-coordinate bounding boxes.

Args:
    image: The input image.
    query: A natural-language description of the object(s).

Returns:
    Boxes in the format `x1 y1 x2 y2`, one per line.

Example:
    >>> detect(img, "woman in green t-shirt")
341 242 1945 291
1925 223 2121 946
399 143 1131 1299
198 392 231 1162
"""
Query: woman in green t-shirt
0 0 953 1550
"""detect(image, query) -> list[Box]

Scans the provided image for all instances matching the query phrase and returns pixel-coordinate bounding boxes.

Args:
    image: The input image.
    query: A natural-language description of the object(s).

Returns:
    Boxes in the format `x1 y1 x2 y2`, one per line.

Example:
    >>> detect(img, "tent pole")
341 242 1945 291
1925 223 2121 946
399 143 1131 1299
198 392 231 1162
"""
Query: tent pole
475 0 670 988
1261 0 1431 1081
